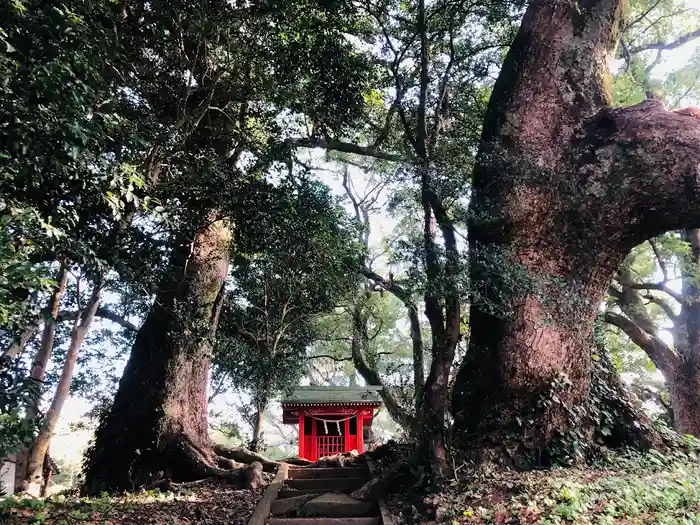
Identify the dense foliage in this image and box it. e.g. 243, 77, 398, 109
3, 0, 700, 516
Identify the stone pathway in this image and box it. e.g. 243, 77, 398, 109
250, 463, 382, 525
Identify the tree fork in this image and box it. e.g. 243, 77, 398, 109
452, 0, 700, 457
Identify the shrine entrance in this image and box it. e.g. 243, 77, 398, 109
281, 386, 383, 461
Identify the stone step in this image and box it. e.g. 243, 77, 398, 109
271, 494, 319, 516
267, 519, 380, 525
271, 492, 376, 518
278, 489, 327, 499
288, 468, 368, 480
297, 493, 376, 518
284, 478, 366, 493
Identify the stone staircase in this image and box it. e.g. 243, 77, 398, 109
255, 463, 381, 525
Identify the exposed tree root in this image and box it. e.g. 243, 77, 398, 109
212, 444, 280, 472
168, 435, 265, 489
280, 457, 313, 466
307, 450, 362, 468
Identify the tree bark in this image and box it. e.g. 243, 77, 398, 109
452, 0, 700, 457
1, 320, 41, 363
14, 263, 68, 493
25, 279, 103, 493
27, 264, 69, 420
83, 215, 263, 494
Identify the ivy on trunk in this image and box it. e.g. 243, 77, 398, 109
452, 0, 700, 460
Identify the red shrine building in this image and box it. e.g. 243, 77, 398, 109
282, 386, 383, 461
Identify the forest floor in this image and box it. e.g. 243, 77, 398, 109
391, 447, 700, 524
5, 448, 700, 524
0, 475, 272, 525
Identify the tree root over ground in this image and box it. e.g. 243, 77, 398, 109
164, 435, 268, 489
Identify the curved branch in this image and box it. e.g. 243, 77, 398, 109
642, 293, 678, 322
349, 305, 417, 432
604, 311, 680, 375
361, 267, 425, 395
626, 281, 682, 303
628, 28, 700, 55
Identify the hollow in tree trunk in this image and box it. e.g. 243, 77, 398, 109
452, 0, 700, 460
83, 215, 266, 495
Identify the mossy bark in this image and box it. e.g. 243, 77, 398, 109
452, 0, 700, 456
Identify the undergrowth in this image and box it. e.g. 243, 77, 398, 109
412, 440, 700, 524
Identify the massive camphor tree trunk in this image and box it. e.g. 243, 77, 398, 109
452, 0, 700, 459
83, 215, 269, 494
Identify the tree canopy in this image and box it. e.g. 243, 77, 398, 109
5, 0, 700, 511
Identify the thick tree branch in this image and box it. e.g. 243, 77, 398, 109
605, 311, 680, 375
592, 100, 700, 246
642, 294, 678, 322
625, 282, 682, 303
2, 320, 41, 362
285, 138, 406, 163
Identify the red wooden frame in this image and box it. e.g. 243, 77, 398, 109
293, 406, 375, 461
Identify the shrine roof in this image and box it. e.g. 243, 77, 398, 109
281, 386, 383, 407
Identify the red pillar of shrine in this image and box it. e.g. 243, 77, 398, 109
357, 412, 364, 453
297, 411, 305, 459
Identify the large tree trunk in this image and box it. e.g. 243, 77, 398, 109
452, 0, 700, 458
25, 280, 103, 494
82, 215, 265, 495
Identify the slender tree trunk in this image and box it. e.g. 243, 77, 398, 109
27, 264, 69, 419
14, 264, 68, 493
250, 400, 267, 452
349, 302, 417, 432
418, 165, 460, 480
408, 304, 425, 414
453, 0, 700, 458
83, 215, 264, 495
25, 279, 103, 492
39, 445, 54, 497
